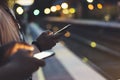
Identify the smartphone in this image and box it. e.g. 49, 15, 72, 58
54, 24, 71, 35
34, 51, 55, 59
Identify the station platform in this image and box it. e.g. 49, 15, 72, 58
26, 22, 107, 80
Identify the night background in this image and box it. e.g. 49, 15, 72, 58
14, 0, 120, 80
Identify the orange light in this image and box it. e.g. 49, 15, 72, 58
56, 5, 61, 11
64, 31, 71, 37
97, 3, 103, 9
88, 4, 94, 10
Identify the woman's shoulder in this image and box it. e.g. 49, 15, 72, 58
0, 5, 5, 10
0, 6, 4, 19
0, 6, 6, 14
0, 5, 10, 18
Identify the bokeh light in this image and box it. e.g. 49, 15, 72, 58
52, 27, 59, 33
16, 6, 24, 15
62, 9, 69, 14
86, 0, 94, 3
82, 57, 89, 63
61, 2, 69, 9
56, 5, 61, 11
104, 14, 111, 21
50, 6, 57, 12
33, 9, 40, 16
69, 8, 76, 14
44, 8, 51, 14
88, 4, 94, 10
64, 31, 71, 37
97, 3, 103, 9
90, 41, 96, 48
16, 0, 34, 6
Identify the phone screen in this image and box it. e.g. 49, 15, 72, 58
54, 24, 71, 35
34, 51, 55, 59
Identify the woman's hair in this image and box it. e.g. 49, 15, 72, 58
0, 0, 7, 6
0, 0, 15, 8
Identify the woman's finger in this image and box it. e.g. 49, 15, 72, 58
11, 42, 34, 55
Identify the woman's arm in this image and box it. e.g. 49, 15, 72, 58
0, 42, 45, 80
0, 51, 45, 80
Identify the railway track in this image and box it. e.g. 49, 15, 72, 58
62, 25, 120, 80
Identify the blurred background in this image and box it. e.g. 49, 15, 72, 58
14, 0, 120, 80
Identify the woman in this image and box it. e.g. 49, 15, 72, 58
0, 0, 58, 48
0, 0, 59, 80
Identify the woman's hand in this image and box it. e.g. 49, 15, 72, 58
33, 31, 59, 51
